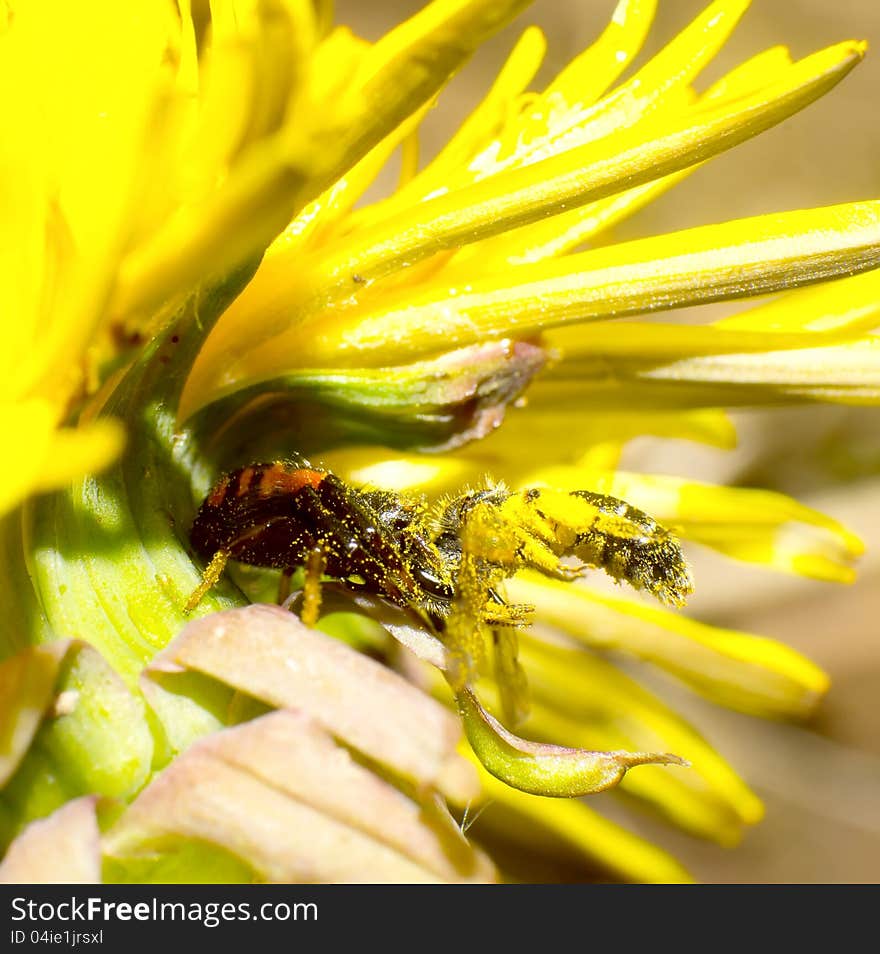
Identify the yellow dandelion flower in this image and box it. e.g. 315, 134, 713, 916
1, 0, 879, 885
0, 0, 316, 516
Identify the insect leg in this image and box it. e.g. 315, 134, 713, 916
492, 626, 530, 728
184, 549, 230, 613
186, 515, 300, 611
301, 547, 327, 628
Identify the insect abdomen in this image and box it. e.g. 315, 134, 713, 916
569, 490, 692, 606
189, 459, 328, 562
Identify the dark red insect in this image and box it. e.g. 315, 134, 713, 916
186, 454, 453, 615
186, 454, 692, 622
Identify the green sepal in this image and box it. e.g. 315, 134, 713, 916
457, 686, 686, 798
186, 339, 546, 462
0, 642, 153, 850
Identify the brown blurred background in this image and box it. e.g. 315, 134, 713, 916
336, 0, 880, 883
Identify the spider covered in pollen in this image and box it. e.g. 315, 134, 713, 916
186, 455, 693, 707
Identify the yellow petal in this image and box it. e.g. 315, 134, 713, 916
701, 44, 793, 101
530, 468, 863, 583
517, 637, 764, 839
0, 0, 176, 398
469, 0, 746, 181
542, 0, 658, 107
354, 0, 533, 134
472, 762, 694, 883
459, 169, 693, 268
376, 0, 656, 213
282, 199, 880, 370
268, 97, 431, 261
364, 25, 547, 217
326, 448, 477, 494
0, 402, 123, 518
509, 572, 829, 718
316, 407, 735, 499
544, 309, 880, 365
111, 1, 317, 322
339, 39, 863, 281
446, 406, 737, 496
639, 336, 880, 406
32, 420, 126, 495
718, 267, 880, 334
365, 2, 764, 269
456, 40, 802, 268
546, 270, 880, 406
187, 36, 866, 398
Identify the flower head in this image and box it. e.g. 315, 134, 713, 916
1, 0, 879, 884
